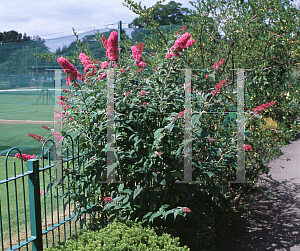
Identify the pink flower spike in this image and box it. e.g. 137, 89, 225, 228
104, 197, 113, 203
243, 145, 252, 151
140, 90, 147, 96
101, 61, 109, 69
183, 207, 191, 213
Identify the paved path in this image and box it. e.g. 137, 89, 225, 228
215, 133, 300, 251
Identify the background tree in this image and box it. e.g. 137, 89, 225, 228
128, 0, 192, 28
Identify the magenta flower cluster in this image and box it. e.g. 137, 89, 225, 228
28, 133, 44, 142
104, 197, 113, 203
101, 31, 119, 61
211, 79, 227, 96
165, 32, 195, 59
252, 101, 276, 116
131, 43, 147, 67
211, 59, 225, 70
243, 145, 252, 151
79, 53, 98, 73
57, 57, 79, 86
15, 153, 35, 162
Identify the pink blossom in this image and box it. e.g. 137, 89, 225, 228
101, 36, 108, 51
243, 145, 252, 151
100, 72, 107, 80
210, 137, 215, 142
55, 114, 61, 119
165, 53, 173, 59
182, 207, 191, 213
101, 61, 109, 69
124, 91, 130, 97
138, 61, 147, 67
135, 68, 144, 74
166, 32, 195, 59
69, 117, 73, 121
120, 69, 126, 74
40, 190, 44, 196
205, 74, 209, 79
251, 101, 276, 116
79, 53, 98, 73
140, 90, 147, 96
178, 110, 185, 118
104, 197, 113, 203
131, 45, 147, 67
185, 39, 195, 48
107, 31, 119, 61
157, 152, 162, 156
57, 57, 78, 84
143, 102, 147, 107
15, 153, 35, 162
211, 59, 225, 70
211, 79, 226, 96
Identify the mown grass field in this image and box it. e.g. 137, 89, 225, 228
0, 87, 65, 156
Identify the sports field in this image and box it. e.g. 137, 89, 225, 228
0, 87, 59, 156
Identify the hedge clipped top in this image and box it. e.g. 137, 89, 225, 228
45, 219, 190, 250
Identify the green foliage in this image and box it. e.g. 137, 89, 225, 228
44, 218, 190, 250
127, 0, 193, 28
26, 0, 300, 248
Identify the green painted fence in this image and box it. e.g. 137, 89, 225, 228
0, 135, 99, 251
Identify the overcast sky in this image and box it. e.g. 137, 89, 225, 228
0, 0, 196, 39
2, 0, 298, 39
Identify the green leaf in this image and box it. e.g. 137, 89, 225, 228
166, 122, 174, 133
176, 145, 184, 158
192, 113, 202, 127
163, 209, 174, 221
174, 209, 180, 221
73, 209, 81, 223
133, 184, 143, 200
254, 113, 261, 119
122, 189, 133, 194
159, 204, 170, 212
123, 195, 130, 204
150, 201, 157, 212
154, 128, 165, 140
149, 211, 163, 223
118, 183, 124, 193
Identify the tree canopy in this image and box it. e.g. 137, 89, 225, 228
128, 1, 193, 28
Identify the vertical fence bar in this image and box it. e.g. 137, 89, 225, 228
0, 199, 3, 251
20, 154, 29, 251
13, 161, 21, 246
118, 21, 122, 57
27, 159, 43, 251
5, 153, 12, 250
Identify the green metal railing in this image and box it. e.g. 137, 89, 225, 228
0, 135, 98, 251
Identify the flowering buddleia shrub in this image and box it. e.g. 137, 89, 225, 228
49, 27, 282, 231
